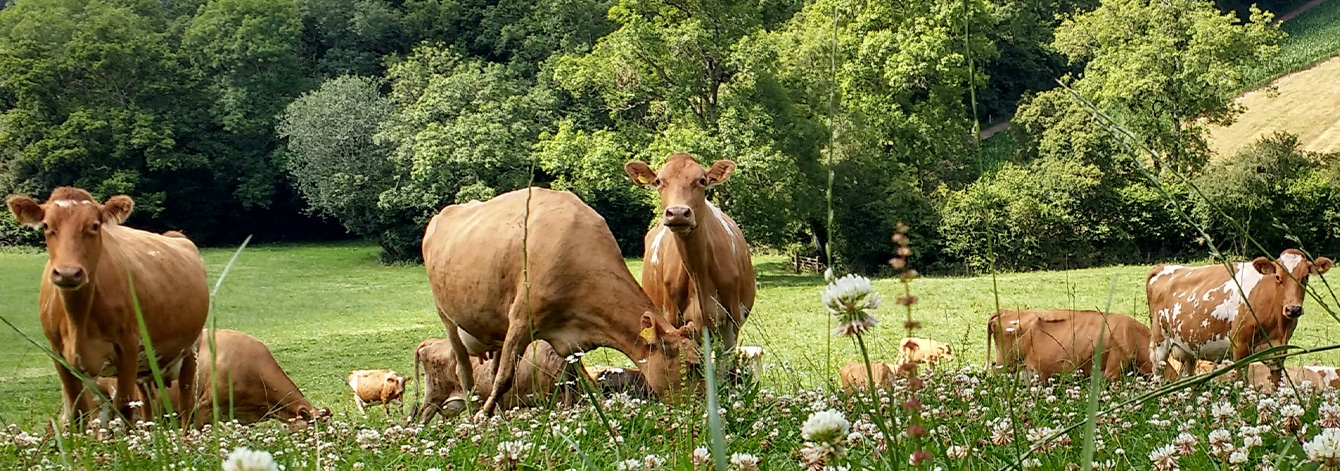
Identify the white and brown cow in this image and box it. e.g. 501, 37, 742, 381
899, 337, 955, 369
1148, 249, 1332, 383
411, 338, 570, 424
7, 187, 209, 429
625, 153, 757, 353
348, 369, 411, 414
422, 187, 700, 416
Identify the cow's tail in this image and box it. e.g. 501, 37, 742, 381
985, 311, 998, 374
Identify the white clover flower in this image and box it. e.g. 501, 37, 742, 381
1209, 429, 1234, 456
691, 447, 711, 467
355, 429, 381, 450
1212, 401, 1235, 421
730, 452, 760, 471
493, 440, 532, 464
802, 409, 851, 445
221, 447, 278, 471
616, 459, 642, 470
824, 267, 835, 283
1229, 449, 1248, 465
940, 445, 966, 459
642, 454, 664, 469
1173, 432, 1198, 456
1149, 444, 1179, 471
820, 274, 882, 336
1283, 404, 1306, 419
128, 401, 144, 409
1305, 428, 1340, 462
1021, 457, 1041, 469
1321, 403, 1340, 428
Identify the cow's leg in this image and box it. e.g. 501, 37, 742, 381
1168, 347, 1196, 383
113, 346, 139, 425
175, 351, 197, 428
481, 324, 530, 416
54, 360, 90, 430
354, 396, 366, 414
443, 321, 476, 402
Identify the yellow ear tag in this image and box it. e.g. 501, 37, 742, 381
636, 175, 651, 185
639, 327, 656, 343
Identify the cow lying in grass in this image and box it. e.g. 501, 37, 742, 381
839, 361, 896, 392
988, 309, 1153, 381
93, 329, 330, 431
411, 338, 568, 424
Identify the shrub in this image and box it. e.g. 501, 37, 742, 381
0, 212, 40, 248
1195, 132, 1340, 255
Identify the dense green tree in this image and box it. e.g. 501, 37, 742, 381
277, 75, 395, 244
1052, 0, 1281, 174
296, 0, 407, 78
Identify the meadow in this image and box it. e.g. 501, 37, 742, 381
6, 244, 1340, 469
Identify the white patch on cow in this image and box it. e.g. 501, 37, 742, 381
52, 199, 91, 208
1205, 262, 1266, 323
1009, 319, 1020, 325
1004, 327, 1016, 333
1202, 288, 1217, 301
1304, 366, 1340, 386
1171, 303, 1182, 320
1281, 253, 1304, 273
1200, 319, 1209, 328
147, 250, 161, 257
347, 376, 359, 391
649, 226, 669, 264
706, 201, 738, 256
1185, 290, 1197, 303
1149, 265, 1183, 285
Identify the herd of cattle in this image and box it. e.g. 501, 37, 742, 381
5, 152, 1339, 433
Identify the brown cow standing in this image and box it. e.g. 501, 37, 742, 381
7, 188, 209, 428
987, 309, 1154, 381
1148, 249, 1332, 383
422, 187, 699, 416
839, 361, 896, 392
624, 153, 757, 353
348, 369, 411, 414
94, 329, 330, 430
412, 338, 570, 424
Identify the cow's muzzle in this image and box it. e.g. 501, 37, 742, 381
1285, 305, 1304, 319
663, 206, 696, 233
51, 266, 86, 289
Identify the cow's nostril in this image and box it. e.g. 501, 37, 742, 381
51, 267, 85, 286
1286, 305, 1304, 317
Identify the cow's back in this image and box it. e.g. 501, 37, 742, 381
198, 330, 308, 415
423, 188, 649, 348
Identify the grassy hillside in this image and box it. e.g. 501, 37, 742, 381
1240, 0, 1340, 90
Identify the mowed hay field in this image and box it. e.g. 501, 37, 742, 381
1207, 54, 1340, 157
6, 243, 1340, 430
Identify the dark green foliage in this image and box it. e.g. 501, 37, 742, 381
1196, 132, 1340, 255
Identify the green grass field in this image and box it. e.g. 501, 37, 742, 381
5, 243, 1340, 424
7, 243, 1340, 469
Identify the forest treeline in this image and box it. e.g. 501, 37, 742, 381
2, 0, 1337, 273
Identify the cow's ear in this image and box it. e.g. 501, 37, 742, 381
639, 312, 660, 344
705, 160, 736, 187
905, 340, 920, 352
1315, 257, 1333, 275
675, 321, 698, 338
6, 196, 44, 228
1252, 257, 1277, 276
101, 195, 134, 224
624, 161, 658, 187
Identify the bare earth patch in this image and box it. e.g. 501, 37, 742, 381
1208, 55, 1340, 158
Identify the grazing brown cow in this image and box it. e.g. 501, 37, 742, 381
624, 153, 757, 353
94, 329, 330, 430
839, 361, 895, 391
987, 309, 1154, 381
900, 337, 955, 368
422, 187, 700, 416
1148, 249, 1332, 383
7, 187, 209, 428
348, 369, 411, 414
412, 338, 570, 424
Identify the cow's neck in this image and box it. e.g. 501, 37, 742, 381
57, 283, 98, 324
671, 213, 720, 311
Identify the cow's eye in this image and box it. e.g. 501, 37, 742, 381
40, 224, 52, 236
698, 177, 708, 187
652, 178, 662, 187
90, 222, 101, 233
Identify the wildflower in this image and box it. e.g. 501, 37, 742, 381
1173, 432, 1198, 456
1258, 398, 1278, 424
1150, 444, 1179, 471
642, 455, 665, 469
802, 409, 851, 445
991, 419, 1014, 446
1304, 428, 1340, 466
691, 447, 711, 468
616, 459, 642, 470
128, 401, 144, 409
820, 274, 881, 336
946, 445, 968, 459
493, 440, 532, 465
1212, 401, 1236, 422
1209, 428, 1234, 457
1229, 449, 1249, 465
730, 453, 760, 471
221, 447, 278, 471
1283, 404, 1306, 435
1021, 457, 1041, 469
1321, 403, 1340, 428
355, 429, 381, 450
